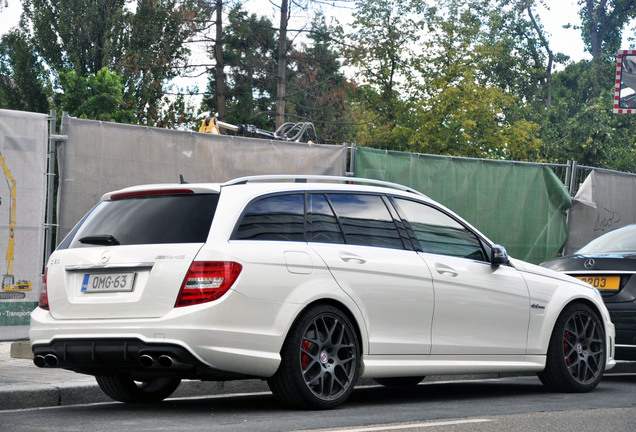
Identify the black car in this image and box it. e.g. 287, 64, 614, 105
541, 224, 636, 360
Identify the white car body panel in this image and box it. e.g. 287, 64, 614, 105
423, 253, 530, 355
310, 243, 434, 355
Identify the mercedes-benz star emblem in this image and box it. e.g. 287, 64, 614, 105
100, 251, 111, 264
584, 258, 595, 270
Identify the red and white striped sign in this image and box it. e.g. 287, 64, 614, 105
614, 50, 636, 114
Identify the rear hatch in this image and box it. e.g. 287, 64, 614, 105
47, 188, 219, 319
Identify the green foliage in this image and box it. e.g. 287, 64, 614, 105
0, 29, 51, 113
285, 13, 353, 143
57, 68, 134, 123
19, 0, 209, 125
578, 0, 636, 63
406, 81, 542, 160
542, 60, 636, 171
117, 0, 210, 125
2, 0, 634, 173
23, 0, 126, 75
202, 4, 278, 130
345, 0, 425, 146
347, 0, 546, 159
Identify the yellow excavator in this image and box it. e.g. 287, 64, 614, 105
199, 116, 324, 144
0, 152, 31, 300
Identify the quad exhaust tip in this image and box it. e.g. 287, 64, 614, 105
33, 354, 59, 368
139, 354, 181, 368
34, 352, 184, 369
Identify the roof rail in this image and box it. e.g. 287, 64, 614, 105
222, 174, 427, 197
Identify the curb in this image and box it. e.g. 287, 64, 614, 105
0, 379, 273, 411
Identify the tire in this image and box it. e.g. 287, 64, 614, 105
374, 376, 424, 387
95, 374, 181, 403
537, 303, 605, 393
268, 304, 360, 409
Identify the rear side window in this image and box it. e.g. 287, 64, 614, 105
394, 198, 485, 260
233, 194, 305, 241
326, 193, 403, 249
66, 194, 219, 248
308, 194, 345, 244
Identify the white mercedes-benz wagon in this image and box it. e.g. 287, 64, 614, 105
30, 175, 615, 409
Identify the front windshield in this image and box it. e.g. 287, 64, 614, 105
577, 225, 636, 254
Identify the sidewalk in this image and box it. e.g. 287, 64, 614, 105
0, 341, 271, 410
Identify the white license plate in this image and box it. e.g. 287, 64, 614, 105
81, 272, 135, 293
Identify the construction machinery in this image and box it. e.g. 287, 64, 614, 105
199, 116, 324, 144
0, 152, 31, 300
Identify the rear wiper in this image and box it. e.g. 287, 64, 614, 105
79, 234, 120, 246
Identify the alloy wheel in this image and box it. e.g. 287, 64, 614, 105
299, 313, 357, 401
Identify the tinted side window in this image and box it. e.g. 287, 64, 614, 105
307, 194, 345, 244
394, 198, 486, 261
326, 193, 403, 249
233, 194, 305, 241
67, 194, 218, 248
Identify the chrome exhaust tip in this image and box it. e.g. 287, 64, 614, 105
158, 355, 174, 368
33, 355, 47, 368
139, 354, 155, 368
44, 354, 59, 367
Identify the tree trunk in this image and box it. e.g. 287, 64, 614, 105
215, 0, 226, 121
526, 5, 553, 107
276, 0, 289, 129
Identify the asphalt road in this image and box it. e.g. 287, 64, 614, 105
1, 374, 635, 432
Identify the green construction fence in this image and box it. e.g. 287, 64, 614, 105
354, 147, 572, 264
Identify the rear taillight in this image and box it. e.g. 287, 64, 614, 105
175, 261, 242, 307
39, 268, 49, 310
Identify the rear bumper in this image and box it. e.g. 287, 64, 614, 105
29, 293, 293, 378
31, 338, 254, 380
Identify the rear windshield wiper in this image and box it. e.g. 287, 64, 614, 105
79, 234, 120, 246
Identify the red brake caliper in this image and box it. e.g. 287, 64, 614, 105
564, 331, 571, 365
301, 339, 310, 370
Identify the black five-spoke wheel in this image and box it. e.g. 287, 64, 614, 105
538, 303, 606, 392
268, 304, 360, 409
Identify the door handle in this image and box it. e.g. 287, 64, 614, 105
339, 254, 366, 264
435, 263, 458, 277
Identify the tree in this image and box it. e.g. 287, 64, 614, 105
541, 59, 636, 171
346, 0, 546, 158
119, 0, 210, 125
20, 0, 210, 125
286, 13, 353, 143
346, 0, 426, 149
57, 68, 134, 122
22, 0, 126, 75
0, 29, 50, 113
202, 5, 278, 129
578, 0, 636, 97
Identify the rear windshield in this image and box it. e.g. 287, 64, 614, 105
62, 194, 219, 248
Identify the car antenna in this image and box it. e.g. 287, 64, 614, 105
179, 174, 188, 184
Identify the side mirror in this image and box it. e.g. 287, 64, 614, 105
491, 244, 509, 266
